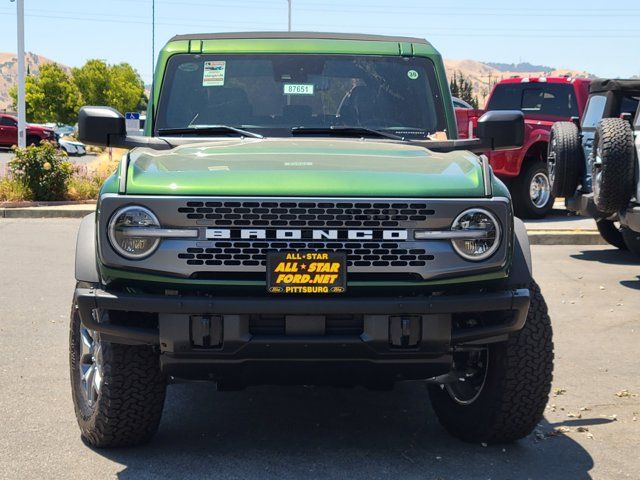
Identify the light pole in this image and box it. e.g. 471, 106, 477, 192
287, 0, 292, 32
15, 0, 26, 148
152, 0, 155, 73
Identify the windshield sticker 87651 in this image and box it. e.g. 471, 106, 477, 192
283, 83, 314, 95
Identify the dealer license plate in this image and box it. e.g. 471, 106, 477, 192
266, 251, 346, 294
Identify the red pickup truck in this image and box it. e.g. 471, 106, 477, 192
0, 114, 55, 148
455, 77, 591, 218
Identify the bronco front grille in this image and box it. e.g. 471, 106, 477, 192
99, 195, 512, 282
177, 200, 435, 228
177, 241, 434, 268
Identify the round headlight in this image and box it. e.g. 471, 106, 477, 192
108, 206, 161, 259
450, 208, 501, 261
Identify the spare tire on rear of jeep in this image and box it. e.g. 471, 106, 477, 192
547, 122, 583, 198
592, 118, 635, 214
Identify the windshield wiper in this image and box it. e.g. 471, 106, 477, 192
291, 126, 406, 141
157, 125, 263, 139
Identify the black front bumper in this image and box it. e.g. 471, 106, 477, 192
76, 288, 529, 342
75, 289, 530, 381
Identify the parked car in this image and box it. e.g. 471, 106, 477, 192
547, 78, 640, 254
70, 32, 552, 448
0, 114, 55, 148
483, 77, 591, 218
452, 96, 483, 139
55, 124, 77, 137
58, 135, 86, 156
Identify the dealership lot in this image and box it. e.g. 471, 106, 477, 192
0, 218, 638, 480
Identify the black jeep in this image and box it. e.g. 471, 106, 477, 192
547, 78, 640, 253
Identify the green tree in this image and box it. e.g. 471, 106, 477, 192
70, 59, 110, 106
72, 60, 145, 114
9, 63, 82, 124
449, 71, 479, 109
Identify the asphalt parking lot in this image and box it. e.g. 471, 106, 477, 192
0, 218, 638, 480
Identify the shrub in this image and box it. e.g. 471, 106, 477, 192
9, 142, 73, 201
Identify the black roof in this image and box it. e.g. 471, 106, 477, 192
170, 31, 429, 45
590, 78, 640, 95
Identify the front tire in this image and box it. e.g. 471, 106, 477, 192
69, 300, 166, 448
513, 163, 555, 219
428, 281, 553, 443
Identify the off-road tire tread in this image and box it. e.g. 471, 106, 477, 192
547, 122, 583, 197
592, 118, 635, 214
429, 281, 553, 443
70, 305, 166, 448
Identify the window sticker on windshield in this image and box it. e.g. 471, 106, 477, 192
203, 61, 226, 87
283, 83, 314, 95
407, 70, 419, 80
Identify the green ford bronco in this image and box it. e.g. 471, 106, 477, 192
71, 32, 553, 447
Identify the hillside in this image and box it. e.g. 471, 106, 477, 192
444, 59, 595, 108
0, 52, 594, 112
485, 61, 553, 73
0, 52, 69, 112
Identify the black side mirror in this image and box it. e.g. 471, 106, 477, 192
77, 106, 170, 150
476, 110, 524, 151
77, 106, 126, 146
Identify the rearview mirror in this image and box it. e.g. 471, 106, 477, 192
476, 110, 524, 151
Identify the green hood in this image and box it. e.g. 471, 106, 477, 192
125, 138, 485, 197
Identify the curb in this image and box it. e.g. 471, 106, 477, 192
527, 230, 606, 246
0, 200, 97, 208
0, 207, 95, 218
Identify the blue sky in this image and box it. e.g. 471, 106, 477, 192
1, 0, 638, 83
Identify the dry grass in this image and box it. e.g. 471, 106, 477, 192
0, 176, 31, 202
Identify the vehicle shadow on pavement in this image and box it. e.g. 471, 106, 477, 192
620, 276, 640, 290
93, 381, 595, 480
571, 248, 639, 266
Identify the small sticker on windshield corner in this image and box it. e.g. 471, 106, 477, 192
407, 69, 419, 80
284, 83, 314, 95
203, 61, 226, 87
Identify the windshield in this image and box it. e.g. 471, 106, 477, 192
155, 54, 447, 138
487, 83, 578, 118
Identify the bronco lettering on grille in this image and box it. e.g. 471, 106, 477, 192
205, 229, 408, 241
